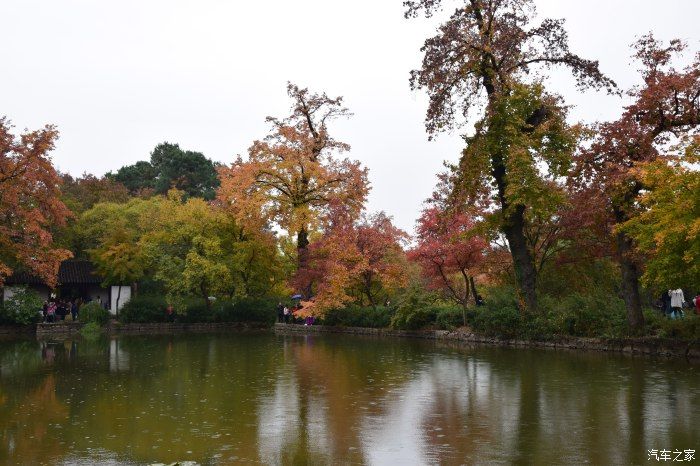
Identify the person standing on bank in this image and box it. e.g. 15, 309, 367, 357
277, 302, 284, 323
660, 290, 672, 316
669, 289, 685, 319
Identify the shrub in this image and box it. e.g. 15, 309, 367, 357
390, 285, 440, 330
472, 305, 521, 339
117, 294, 279, 324
179, 299, 214, 323
540, 291, 627, 338
0, 287, 43, 325
212, 297, 278, 324
118, 294, 168, 323
467, 286, 522, 338
322, 305, 393, 328
434, 304, 465, 330
79, 321, 102, 340
80, 302, 111, 325
391, 306, 437, 330
659, 311, 700, 340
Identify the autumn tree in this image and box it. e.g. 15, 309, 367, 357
89, 223, 144, 313
410, 207, 486, 320
574, 35, 700, 332
217, 83, 369, 286
621, 146, 699, 293
297, 207, 409, 313
406, 0, 615, 312
0, 118, 72, 287
60, 173, 130, 215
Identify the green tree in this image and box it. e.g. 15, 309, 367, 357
107, 161, 157, 194
89, 223, 145, 313
78, 193, 285, 315
108, 143, 219, 199
406, 0, 615, 313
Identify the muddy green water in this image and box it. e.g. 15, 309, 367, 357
0, 333, 697, 465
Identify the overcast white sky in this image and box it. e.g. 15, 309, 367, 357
1, 0, 698, 232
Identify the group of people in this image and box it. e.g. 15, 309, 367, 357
41, 295, 107, 323
659, 289, 700, 319
276, 302, 315, 326
42, 298, 80, 323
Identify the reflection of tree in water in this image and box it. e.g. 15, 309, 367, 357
260, 335, 422, 464
68, 334, 282, 463
0, 335, 697, 464
0, 374, 69, 464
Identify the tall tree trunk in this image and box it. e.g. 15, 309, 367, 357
492, 155, 538, 313
296, 227, 312, 298
616, 230, 644, 334
503, 206, 538, 313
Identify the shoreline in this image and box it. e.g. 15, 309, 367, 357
272, 323, 700, 361
2, 321, 697, 361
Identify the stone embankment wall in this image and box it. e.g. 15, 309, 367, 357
106, 321, 268, 335
36, 322, 83, 338
33, 321, 268, 339
273, 323, 700, 360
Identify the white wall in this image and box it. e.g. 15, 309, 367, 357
2, 285, 50, 303
110, 286, 131, 315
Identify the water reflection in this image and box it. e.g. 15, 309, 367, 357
0, 334, 696, 464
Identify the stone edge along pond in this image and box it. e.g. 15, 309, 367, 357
2, 321, 696, 362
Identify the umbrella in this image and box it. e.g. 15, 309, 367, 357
291, 294, 303, 300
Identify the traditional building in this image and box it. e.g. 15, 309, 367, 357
2, 260, 131, 314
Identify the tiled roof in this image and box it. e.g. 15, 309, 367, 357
5, 260, 103, 286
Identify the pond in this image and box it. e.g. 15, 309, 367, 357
0, 333, 697, 465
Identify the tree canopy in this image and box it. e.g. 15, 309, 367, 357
0, 118, 72, 287
108, 142, 220, 199
217, 83, 369, 281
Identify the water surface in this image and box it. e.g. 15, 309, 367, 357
0, 333, 697, 465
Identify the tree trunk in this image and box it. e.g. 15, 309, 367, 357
469, 276, 479, 304
492, 154, 538, 313
116, 285, 121, 317
297, 227, 309, 267
363, 273, 375, 308
503, 205, 538, 313
616, 230, 644, 335
296, 227, 312, 298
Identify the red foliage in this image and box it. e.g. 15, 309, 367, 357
294, 205, 409, 311
409, 207, 487, 306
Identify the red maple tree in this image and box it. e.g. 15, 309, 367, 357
410, 207, 487, 311
0, 118, 72, 287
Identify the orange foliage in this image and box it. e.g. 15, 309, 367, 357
0, 118, 72, 286
217, 84, 369, 262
